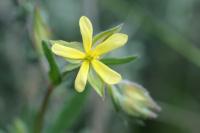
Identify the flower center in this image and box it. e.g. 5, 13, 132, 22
85, 54, 94, 61
84, 51, 98, 62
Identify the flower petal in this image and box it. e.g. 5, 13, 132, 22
93, 33, 128, 56
91, 59, 121, 84
79, 16, 93, 53
75, 61, 90, 92
52, 43, 85, 59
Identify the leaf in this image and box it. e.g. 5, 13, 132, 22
93, 24, 123, 45
48, 89, 89, 133
100, 55, 137, 65
42, 41, 62, 85
88, 68, 105, 97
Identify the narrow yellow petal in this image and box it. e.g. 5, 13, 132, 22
75, 61, 90, 92
93, 33, 128, 56
79, 16, 93, 53
52, 43, 85, 59
91, 59, 121, 84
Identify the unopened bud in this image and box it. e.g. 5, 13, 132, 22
110, 80, 161, 119
33, 6, 51, 55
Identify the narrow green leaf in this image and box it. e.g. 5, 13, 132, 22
88, 68, 105, 97
42, 41, 62, 85
100, 55, 137, 65
93, 24, 123, 45
48, 90, 89, 133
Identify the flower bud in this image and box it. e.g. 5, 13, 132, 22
109, 80, 161, 119
33, 7, 51, 55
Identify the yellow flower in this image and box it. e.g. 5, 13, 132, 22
51, 16, 128, 92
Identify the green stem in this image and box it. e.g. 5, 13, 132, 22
34, 84, 54, 133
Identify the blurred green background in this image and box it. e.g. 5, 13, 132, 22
1, 0, 200, 133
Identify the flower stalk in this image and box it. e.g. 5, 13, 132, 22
34, 84, 54, 133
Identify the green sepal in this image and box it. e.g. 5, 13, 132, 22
50, 40, 83, 51
63, 63, 81, 72
88, 68, 105, 98
108, 85, 120, 112
93, 24, 123, 45
42, 41, 62, 86
101, 55, 137, 65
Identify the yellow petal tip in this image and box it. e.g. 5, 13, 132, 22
107, 74, 122, 85
74, 61, 89, 93
116, 33, 128, 45
75, 86, 85, 93
75, 79, 85, 93
51, 43, 59, 53
79, 16, 93, 52
80, 16, 88, 20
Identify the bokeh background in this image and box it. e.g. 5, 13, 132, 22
1, 0, 200, 133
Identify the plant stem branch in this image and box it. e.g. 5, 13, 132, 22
34, 84, 54, 133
